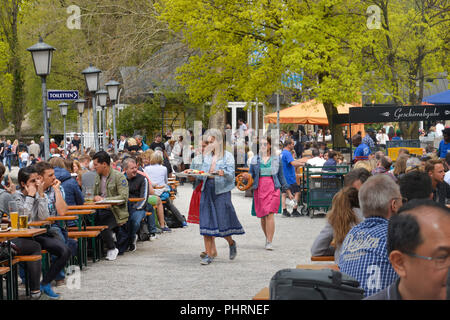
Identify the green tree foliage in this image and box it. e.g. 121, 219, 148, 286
160, 0, 449, 143
360, 0, 449, 138
116, 102, 161, 137
0, 0, 28, 137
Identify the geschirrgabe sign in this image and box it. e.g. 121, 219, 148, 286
349, 105, 450, 123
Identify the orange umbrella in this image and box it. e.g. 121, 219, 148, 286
264, 99, 356, 125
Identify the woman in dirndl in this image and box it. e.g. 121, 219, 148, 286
197, 129, 245, 265
247, 136, 289, 250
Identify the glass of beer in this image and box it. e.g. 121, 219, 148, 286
9, 201, 19, 231
19, 211, 28, 230
84, 186, 94, 203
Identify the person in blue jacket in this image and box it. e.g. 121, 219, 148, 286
49, 157, 84, 206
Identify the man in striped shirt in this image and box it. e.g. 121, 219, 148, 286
124, 157, 149, 252
338, 174, 403, 297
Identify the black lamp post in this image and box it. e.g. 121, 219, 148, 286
27, 37, 55, 160
75, 99, 86, 153
58, 102, 69, 155
105, 80, 120, 154
96, 89, 108, 150
81, 64, 101, 151
160, 94, 166, 137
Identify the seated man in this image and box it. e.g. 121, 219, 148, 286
398, 171, 433, 202
338, 174, 403, 297
305, 148, 326, 173
122, 157, 155, 252
35, 161, 74, 286
344, 168, 371, 190
371, 156, 396, 182
92, 151, 129, 261
425, 159, 450, 205
366, 199, 450, 300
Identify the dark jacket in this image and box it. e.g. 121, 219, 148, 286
364, 278, 402, 300
54, 167, 84, 205
433, 181, 450, 205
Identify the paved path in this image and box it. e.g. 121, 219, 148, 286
52, 184, 328, 300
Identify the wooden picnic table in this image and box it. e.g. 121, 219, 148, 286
46, 216, 78, 222
0, 228, 47, 299
65, 210, 96, 215
67, 204, 112, 210
129, 198, 144, 202
28, 220, 51, 228
0, 227, 47, 240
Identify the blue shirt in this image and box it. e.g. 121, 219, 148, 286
362, 135, 375, 149
281, 149, 296, 185
338, 217, 398, 297
438, 140, 450, 158
353, 143, 371, 159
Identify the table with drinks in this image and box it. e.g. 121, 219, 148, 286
1, 201, 47, 300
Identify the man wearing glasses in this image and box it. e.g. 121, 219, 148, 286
338, 175, 403, 297
366, 199, 450, 300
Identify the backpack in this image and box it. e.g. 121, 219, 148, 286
269, 268, 364, 300
137, 219, 150, 241
163, 201, 186, 228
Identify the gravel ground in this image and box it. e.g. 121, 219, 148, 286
8, 174, 327, 300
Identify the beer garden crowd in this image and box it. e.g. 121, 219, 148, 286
0, 117, 449, 300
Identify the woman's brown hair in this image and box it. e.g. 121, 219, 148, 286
327, 187, 361, 247
393, 154, 408, 177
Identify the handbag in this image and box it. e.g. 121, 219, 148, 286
0, 241, 19, 261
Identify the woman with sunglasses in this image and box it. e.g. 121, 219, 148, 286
246, 136, 290, 250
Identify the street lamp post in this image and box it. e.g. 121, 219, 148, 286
27, 36, 55, 160
96, 89, 108, 151
59, 102, 69, 155
160, 94, 166, 137
81, 64, 101, 151
46, 108, 52, 151
75, 99, 86, 154
105, 80, 120, 154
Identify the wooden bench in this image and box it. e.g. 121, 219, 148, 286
252, 264, 340, 300
9, 255, 42, 297
0, 267, 10, 275
68, 225, 108, 232
311, 256, 335, 262
0, 266, 10, 300
68, 230, 102, 268
15, 255, 41, 262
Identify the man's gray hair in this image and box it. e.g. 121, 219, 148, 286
122, 157, 136, 170
358, 174, 400, 218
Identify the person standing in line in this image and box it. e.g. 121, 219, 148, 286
28, 140, 40, 160
437, 128, 450, 159
280, 138, 306, 217
247, 136, 289, 250
197, 129, 245, 265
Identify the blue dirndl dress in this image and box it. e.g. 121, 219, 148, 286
199, 178, 245, 237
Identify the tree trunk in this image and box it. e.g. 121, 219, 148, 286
323, 101, 346, 148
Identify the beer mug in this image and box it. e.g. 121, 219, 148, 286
9, 201, 19, 231
19, 214, 28, 230
83, 186, 94, 202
